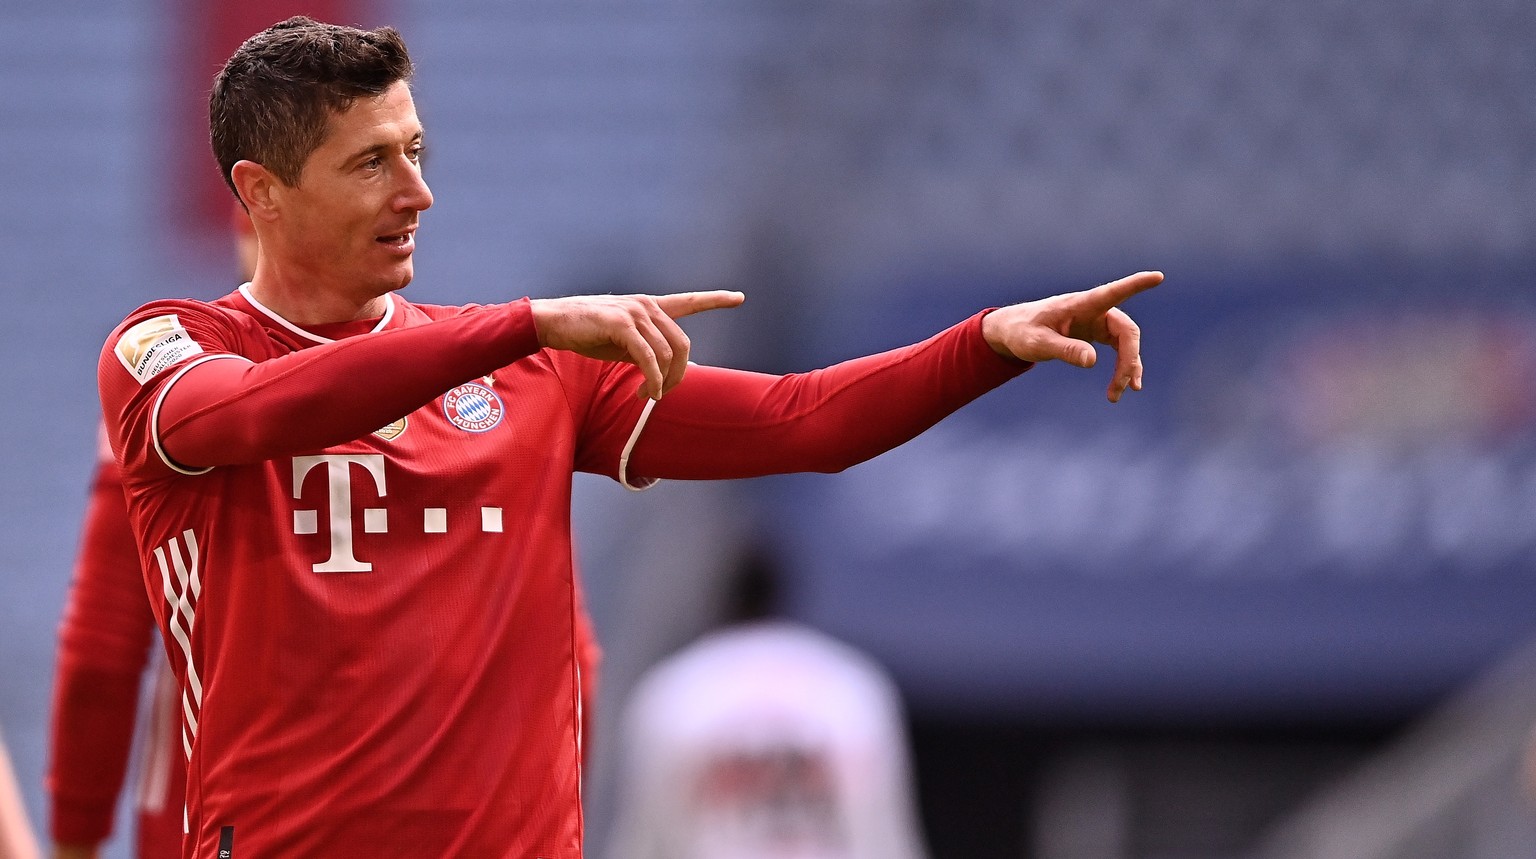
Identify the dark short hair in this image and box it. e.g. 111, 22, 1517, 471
210, 16, 414, 199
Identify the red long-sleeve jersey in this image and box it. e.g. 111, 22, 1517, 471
98, 286, 1025, 859
48, 427, 603, 858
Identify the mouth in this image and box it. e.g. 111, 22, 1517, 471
376, 228, 416, 251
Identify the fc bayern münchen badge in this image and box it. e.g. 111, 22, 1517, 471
443, 383, 504, 433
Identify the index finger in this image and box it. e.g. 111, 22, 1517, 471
652, 290, 747, 320
1073, 271, 1163, 315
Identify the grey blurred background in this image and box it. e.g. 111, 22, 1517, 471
3, 0, 1535, 856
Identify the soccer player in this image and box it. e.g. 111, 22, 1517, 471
59, 202, 603, 859
97, 16, 1158, 859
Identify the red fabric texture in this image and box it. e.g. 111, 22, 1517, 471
631, 311, 1028, 480
156, 298, 540, 469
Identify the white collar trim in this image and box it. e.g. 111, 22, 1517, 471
237, 282, 396, 344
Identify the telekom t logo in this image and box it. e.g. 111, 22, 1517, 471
291, 454, 505, 573
292, 454, 388, 573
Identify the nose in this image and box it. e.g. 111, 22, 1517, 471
395, 158, 433, 213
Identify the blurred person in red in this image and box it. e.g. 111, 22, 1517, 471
97, 16, 1157, 858
607, 545, 930, 859
50, 209, 603, 858
46, 207, 258, 859
47, 424, 183, 859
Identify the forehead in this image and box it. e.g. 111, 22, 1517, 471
316, 80, 421, 153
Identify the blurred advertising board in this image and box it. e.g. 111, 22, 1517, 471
767, 273, 1536, 718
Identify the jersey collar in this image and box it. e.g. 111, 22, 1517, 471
236, 282, 398, 344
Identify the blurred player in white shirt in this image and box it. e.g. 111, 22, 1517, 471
608, 548, 930, 859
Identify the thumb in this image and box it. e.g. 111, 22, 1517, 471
1036, 331, 1097, 368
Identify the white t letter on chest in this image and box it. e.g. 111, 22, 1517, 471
292, 454, 388, 572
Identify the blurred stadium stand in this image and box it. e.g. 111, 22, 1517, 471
1252, 638, 1536, 859
0, 4, 161, 857
2, 0, 1533, 856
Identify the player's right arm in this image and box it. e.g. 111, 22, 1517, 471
101, 291, 743, 473
99, 298, 543, 472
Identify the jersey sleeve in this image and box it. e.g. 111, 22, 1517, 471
98, 299, 251, 479
47, 437, 156, 845
625, 310, 1029, 481
98, 298, 543, 474
551, 355, 653, 485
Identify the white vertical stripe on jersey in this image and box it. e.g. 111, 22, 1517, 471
156, 529, 205, 761
163, 532, 205, 705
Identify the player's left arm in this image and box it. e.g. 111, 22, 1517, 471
615, 271, 1159, 482
979, 270, 1160, 402
619, 312, 1026, 480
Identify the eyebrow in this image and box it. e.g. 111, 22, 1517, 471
341, 130, 425, 166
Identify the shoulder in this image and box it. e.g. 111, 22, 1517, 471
108, 296, 253, 344
397, 298, 484, 323
101, 295, 257, 388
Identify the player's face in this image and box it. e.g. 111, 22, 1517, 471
281, 80, 432, 302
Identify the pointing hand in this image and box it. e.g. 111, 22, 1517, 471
981, 271, 1163, 402
530, 291, 747, 400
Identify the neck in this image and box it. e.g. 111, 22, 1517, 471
247, 269, 392, 326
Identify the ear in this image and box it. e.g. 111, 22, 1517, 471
230, 160, 280, 222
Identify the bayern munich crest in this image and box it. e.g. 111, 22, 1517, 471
442, 383, 505, 433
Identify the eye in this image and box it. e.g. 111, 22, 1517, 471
408, 145, 425, 165
361, 156, 382, 171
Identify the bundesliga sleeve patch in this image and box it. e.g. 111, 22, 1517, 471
115, 314, 204, 385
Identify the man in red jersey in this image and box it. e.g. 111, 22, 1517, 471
97, 16, 1158, 859
54, 211, 603, 859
